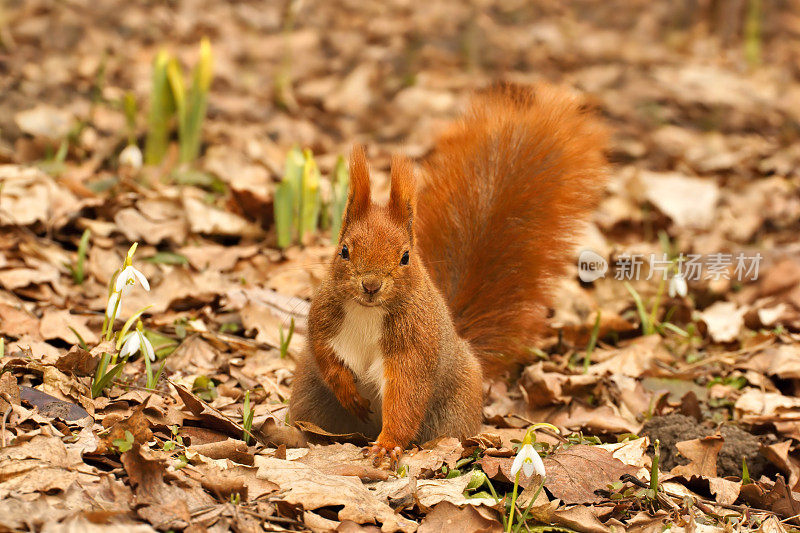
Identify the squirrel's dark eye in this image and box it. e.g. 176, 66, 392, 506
340, 245, 350, 260
400, 251, 409, 265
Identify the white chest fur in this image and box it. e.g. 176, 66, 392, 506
329, 301, 386, 401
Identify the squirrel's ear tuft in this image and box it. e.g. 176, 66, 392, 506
388, 154, 416, 240
341, 144, 372, 237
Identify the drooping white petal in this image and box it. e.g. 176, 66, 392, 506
512, 444, 545, 478
120, 331, 140, 359
115, 266, 134, 293
106, 292, 120, 322
140, 332, 156, 361
119, 145, 143, 169
669, 274, 688, 298
510, 450, 525, 477
528, 447, 546, 477
132, 267, 150, 291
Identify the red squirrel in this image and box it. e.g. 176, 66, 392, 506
288, 82, 608, 463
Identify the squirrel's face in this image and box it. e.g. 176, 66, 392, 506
334, 210, 416, 307
330, 145, 418, 308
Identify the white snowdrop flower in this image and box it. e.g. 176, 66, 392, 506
115, 265, 150, 293
668, 273, 688, 298
510, 443, 545, 478
119, 144, 143, 169
106, 291, 121, 324
120, 330, 156, 361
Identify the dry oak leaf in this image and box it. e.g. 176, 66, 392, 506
0, 302, 40, 338
254, 456, 417, 532
121, 443, 215, 529
587, 334, 672, 378
639, 170, 720, 229
698, 301, 747, 343
541, 444, 641, 504
39, 308, 99, 345
418, 501, 501, 533
670, 435, 725, 479
297, 442, 390, 481
0, 165, 78, 226
416, 475, 497, 509
182, 196, 262, 238
735, 389, 800, 427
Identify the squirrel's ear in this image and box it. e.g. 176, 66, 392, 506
341, 144, 371, 237
388, 154, 416, 241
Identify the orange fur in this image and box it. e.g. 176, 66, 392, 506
417, 82, 608, 375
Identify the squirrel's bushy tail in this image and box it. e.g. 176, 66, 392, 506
416, 82, 608, 375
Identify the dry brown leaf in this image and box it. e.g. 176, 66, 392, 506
297, 442, 390, 481
588, 335, 672, 378
114, 207, 188, 245
639, 171, 720, 229
698, 301, 747, 343
0, 166, 79, 226
39, 308, 99, 345
417, 501, 501, 533
0, 302, 41, 338
255, 456, 417, 532
182, 196, 262, 238
542, 445, 640, 504
671, 435, 724, 478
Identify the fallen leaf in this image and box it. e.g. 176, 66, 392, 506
699, 301, 746, 343
671, 435, 724, 478
255, 456, 417, 532
542, 445, 641, 504
39, 308, 99, 345
417, 501, 501, 533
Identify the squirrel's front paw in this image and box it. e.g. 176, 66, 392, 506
340, 391, 372, 422
362, 442, 403, 468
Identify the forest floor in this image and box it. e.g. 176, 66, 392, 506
1, 0, 800, 531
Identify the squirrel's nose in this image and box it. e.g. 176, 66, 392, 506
361, 278, 382, 295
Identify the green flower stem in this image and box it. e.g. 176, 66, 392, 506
506, 471, 520, 533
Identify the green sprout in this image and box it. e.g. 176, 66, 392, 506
144, 50, 174, 166
68, 229, 91, 285
169, 37, 214, 163
279, 318, 295, 359
242, 390, 255, 445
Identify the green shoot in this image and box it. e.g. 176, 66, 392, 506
279, 318, 295, 358
123, 92, 138, 146
744, 0, 762, 68
144, 50, 175, 166
91, 352, 130, 398
242, 390, 255, 445
583, 310, 601, 373
299, 148, 321, 240
0, 337, 4, 358
512, 478, 546, 533
742, 457, 751, 484
68, 326, 88, 350
169, 37, 214, 163
274, 146, 304, 248
650, 439, 660, 496
70, 229, 91, 285
625, 281, 655, 335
